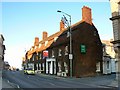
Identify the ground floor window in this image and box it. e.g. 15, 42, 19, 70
58, 61, 62, 72
64, 62, 68, 73
96, 62, 100, 72
107, 61, 110, 69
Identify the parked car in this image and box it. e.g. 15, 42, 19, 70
24, 68, 35, 75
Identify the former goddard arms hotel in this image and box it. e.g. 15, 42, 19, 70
22, 6, 103, 78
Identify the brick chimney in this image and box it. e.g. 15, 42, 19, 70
43, 31, 48, 40
82, 6, 92, 24
34, 37, 39, 46
60, 20, 65, 31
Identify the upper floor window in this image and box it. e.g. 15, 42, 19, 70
94, 31, 97, 36
65, 46, 68, 55
52, 50, 55, 57
33, 56, 35, 61
39, 53, 42, 59
58, 49, 62, 56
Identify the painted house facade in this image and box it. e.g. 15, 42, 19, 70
102, 40, 117, 74
24, 6, 103, 77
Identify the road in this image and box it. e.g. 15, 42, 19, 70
2, 70, 117, 90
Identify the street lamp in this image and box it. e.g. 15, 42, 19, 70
57, 10, 73, 77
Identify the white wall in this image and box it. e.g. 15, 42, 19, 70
111, 59, 116, 73
103, 57, 112, 74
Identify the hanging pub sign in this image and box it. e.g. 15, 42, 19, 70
43, 50, 48, 58
80, 44, 86, 54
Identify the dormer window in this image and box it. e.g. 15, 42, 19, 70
58, 49, 62, 56
45, 41, 48, 46
31, 48, 33, 51
39, 44, 41, 48
35, 46, 37, 49
54, 37, 58, 42
65, 46, 68, 55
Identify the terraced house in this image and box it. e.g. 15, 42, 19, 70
23, 6, 103, 77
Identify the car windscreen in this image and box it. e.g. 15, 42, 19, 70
27, 68, 33, 70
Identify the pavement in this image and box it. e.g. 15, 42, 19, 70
0, 70, 17, 90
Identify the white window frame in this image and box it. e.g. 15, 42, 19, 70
52, 50, 54, 57
64, 62, 68, 73
96, 62, 100, 72
39, 44, 41, 48
58, 61, 61, 72
65, 46, 68, 55
54, 37, 58, 42
45, 41, 48, 46
39, 53, 41, 59
58, 49, 62, 56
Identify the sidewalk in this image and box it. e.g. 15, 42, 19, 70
0, 70, 18, 90
2, 79, 16, 88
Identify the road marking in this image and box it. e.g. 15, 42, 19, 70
7, 80, 9, 83
5, 79, 21, 89
49, 82, 55, 86
17, 85, 20, 88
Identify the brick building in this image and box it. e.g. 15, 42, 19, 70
24, 6, 103, 77
0, 34, 6, 69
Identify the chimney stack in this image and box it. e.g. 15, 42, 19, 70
34, 37, 39, 46
43, 31, 48, 40
60, 20, 65, 31
82, 6, 92, 24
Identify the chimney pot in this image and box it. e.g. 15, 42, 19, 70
34, 37, 39, 46
43, 31, 48, 40
60, 20, 65, 31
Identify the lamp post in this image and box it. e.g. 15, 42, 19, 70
57, 10, 73, 77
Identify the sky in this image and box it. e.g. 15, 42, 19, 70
1, 1, 113, 69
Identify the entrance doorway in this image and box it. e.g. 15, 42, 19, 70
46, 58, 56, 74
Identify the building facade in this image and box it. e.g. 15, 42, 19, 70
23, 6, 103, 77
0, 34, 6, 69
110, 0, 120, 80
102, 40, 116, 74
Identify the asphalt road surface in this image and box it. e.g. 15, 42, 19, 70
2, 70, 117, 90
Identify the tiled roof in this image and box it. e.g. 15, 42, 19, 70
27, 20, 90, 59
